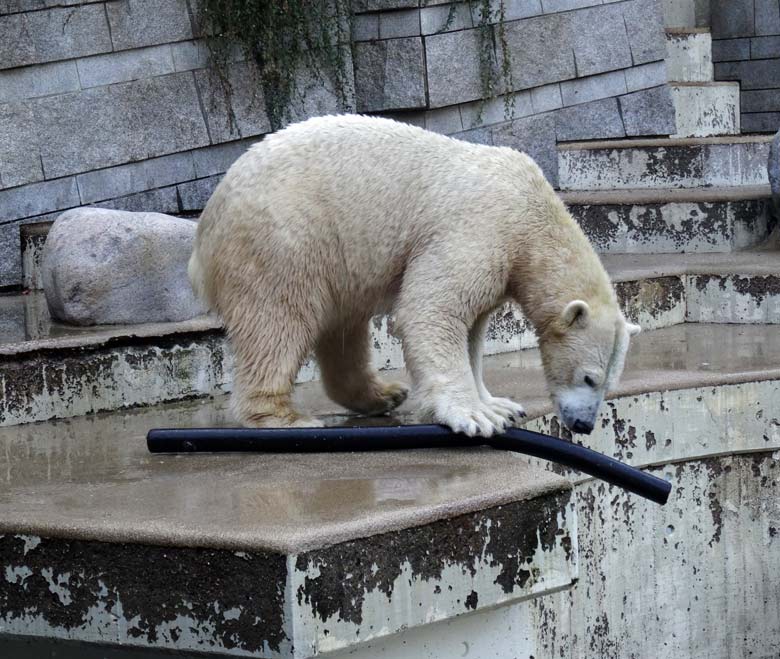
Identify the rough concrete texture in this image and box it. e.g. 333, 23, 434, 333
567, 195, 771, 253
0, 492, 575, 657
332, 451, 780, 659
670, 82, 740, 138
771, 129, 780, 214
558, 135, 773, 191
665, 29, 713, 82
41, 208, 205, 326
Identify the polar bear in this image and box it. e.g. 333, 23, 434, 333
189, 114, 640, 436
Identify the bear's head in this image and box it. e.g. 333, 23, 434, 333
539, 300, 641, 435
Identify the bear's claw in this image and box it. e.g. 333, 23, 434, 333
434, 399, 509, 438
483, 396, 526, 426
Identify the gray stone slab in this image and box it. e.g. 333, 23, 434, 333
170, 39, 210, 71
177, 175, 221, 211
622, 0, 666, 65
30, 72, 210, 179
770, 129, 779, 212
555, 96, 625, 141
0, 222, 20, 287
530, 83, 563, 113
191, 138, 255, 178
285, 50, 356, 125
97, 186, 181, 215
711, 0, 755, 38
379, 8, 420, 38
424, 105, 463, 134
353, 0, 418, 11
624, 61, 667, 92
0, 0, 103, 12
0, 4, 111, 70
619, 85, 676, 136
77, 44, 176, 88
76, 152, 196, 204
195, 63, 269, 143
504, 14, 576, 88
452, 125, 494, 145
352, 13, 379, 40
0, 61, 79, 104
420, 2, 472, 35
0, 177, 79, 223
751, 35, 780, 59
741, 89, 780, 113
105, 0, 193, 51
566, 4, 632, 77
355, 37, 427, 111
42, 208, 205, 325
425, 28, 484, 107
560, 70, 627, 107
716, 60, 780, 90
755, 0, 780, 36
459, 91, 533, 129
491, 112, 558, 185
541, 0, 599, 13
742, 112, 780, 133
0, 100, 43, 189
470, 0, 542, 24
711, 38, 751, 62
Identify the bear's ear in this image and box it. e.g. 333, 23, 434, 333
561, 300, 590, 329
626, 322, 641, 336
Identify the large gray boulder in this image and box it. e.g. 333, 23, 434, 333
42, 208, 205, 326
770, 129, 779, 216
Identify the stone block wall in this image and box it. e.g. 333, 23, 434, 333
711, 0, 780, 133
0, 0, 673, 288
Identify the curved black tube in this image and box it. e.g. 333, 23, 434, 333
147, 424, 671, 505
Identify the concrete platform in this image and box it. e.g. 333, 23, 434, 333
2, 323, 780, 657
562, 185, 772, 253
558, 135, 772, 191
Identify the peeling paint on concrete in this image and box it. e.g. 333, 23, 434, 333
290, 494, 576, 655
0, 535, 289, 657
571, 198, 769, 253
687, 274, 780, 323
615, 276, 685, 329
559, 138, 771, 191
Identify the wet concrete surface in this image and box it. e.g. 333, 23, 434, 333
0, 324, 778, 554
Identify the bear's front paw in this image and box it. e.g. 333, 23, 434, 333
483, 395, 526, 425
434, 398, 508, 438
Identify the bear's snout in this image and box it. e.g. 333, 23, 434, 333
571, 419, 594, 435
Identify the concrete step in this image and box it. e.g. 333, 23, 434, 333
562, 186, 773, 253
670, 82, 740, 138
1, 322, 779, 657
20, 189, 774, 296
2, 251, 779, 426
666, 29, 713, 83
558, 135, 772, 191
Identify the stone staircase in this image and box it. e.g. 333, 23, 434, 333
2, 8, 780, 654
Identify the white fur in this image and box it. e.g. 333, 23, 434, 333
191, 114, 638, 435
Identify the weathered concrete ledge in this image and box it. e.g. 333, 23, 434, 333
3, 323, 780, 657
558, 135, 773, 191
2, 250, 779, 426
0, 421, 576, 657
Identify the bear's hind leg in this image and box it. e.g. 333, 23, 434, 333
316, 319, 409, 416
228, 307, 323, 429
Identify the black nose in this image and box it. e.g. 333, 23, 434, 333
572, 420, 593, 435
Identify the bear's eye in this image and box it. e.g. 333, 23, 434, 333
584, 375, 596, 388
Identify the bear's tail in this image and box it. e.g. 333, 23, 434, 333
187, 245, 213, 310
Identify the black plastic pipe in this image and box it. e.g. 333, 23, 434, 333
147, 424, 671, 505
